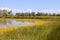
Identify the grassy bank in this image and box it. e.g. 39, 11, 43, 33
0, 16, 60, 19
0, 16, 60, 40
0, 21, 59, 40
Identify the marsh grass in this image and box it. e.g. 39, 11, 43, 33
47, 21, 60, 40
0, 16, 60, 40
0, 21, 54, 40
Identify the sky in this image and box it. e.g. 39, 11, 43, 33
0, 0, 60, 13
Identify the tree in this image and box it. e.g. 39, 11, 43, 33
0, 10, 3, 16
8, 11, 13, 16
48, 13, 52, 16
31, 12, 35, 16
24, 12, 31, 16
15, 12, 21, 16
52, 13, 56, 16
2, 9, 8, 16
44, 13, 48, 16
56, 13, 60, 16
36, 12, 42, 16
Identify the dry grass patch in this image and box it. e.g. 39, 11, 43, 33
34, 20, 51, 26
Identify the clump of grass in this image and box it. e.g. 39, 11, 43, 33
47, 21, 60, 40
0, 21, 53, 40
0, 27, 16, 34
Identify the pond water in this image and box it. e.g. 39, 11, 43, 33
0, 20, 35, 28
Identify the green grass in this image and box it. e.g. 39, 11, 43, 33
0, 24, 52, 40
0, 16, 60, 40
47, 21, 60, 40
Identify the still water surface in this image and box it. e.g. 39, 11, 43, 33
0, 20, 34, 28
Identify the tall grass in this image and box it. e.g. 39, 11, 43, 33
0, 21, 57, 40
47, 21, 60, 40
0, 16, 60, 40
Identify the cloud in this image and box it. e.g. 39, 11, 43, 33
0, 8, 11, 11
12, 9, 24, 13
27, 9, 32, 12
19, 9, 32, 13
40, 9, 60, 13
0, 8, 60, 13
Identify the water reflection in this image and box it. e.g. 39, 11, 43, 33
0, 20, 34, 28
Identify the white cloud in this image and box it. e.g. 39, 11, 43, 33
0, 8, 11, 11
39, 9, 60, 13
28, 9, 32, 13
0, 8, 60, 14
20, 9, 32, 13
12, 9, 24, 13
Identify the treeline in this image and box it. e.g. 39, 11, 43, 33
0, 9, 60, 16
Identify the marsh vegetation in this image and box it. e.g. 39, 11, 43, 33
0, 9, 60, 40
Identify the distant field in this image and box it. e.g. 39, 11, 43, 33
0, 16, 60, 19
0, 16, 60, 40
